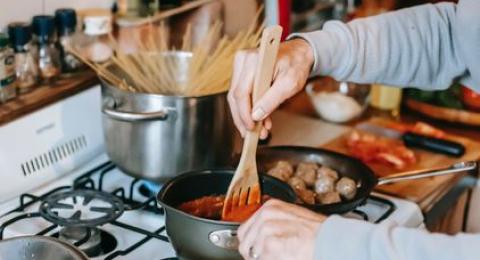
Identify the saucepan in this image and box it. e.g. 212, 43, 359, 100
157, 170, 296, 260
255, 146, 477, 214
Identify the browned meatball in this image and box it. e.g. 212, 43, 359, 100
336, 177, 357, 200
288, 176, 306, 190
295, 162, 318, 187
316, 166, 339, 181
314, 176, 335, 194
295, 188, 316, 205
267, 160, 294, 182
317, 191, 341, 205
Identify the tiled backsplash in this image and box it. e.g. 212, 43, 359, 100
0, 0, 114, 31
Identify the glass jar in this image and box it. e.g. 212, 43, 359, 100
32, 15, 61, 84
83, 14, 113, 63
8, 22, 39, 93
0, 33, 17, 103
55, 8, 86, 76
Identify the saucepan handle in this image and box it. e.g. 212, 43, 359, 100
208, 229, 239, 250
377, 161, 477, 186
102, 100, 175, 122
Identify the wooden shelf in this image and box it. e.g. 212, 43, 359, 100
0, 71, 98, 126
115, 0, 216, 27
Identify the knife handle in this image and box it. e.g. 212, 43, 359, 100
402, 132, 466, 157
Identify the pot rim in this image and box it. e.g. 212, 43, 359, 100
156, 169, 296, 226
101, 80, 229, 100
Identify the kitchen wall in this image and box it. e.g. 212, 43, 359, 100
0, 0, 114, 31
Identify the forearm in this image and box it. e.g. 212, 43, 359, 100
291, 3, 467, 90
315, 215, 480, 260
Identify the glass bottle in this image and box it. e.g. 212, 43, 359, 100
83, 14, 113, 63
370, 84, 403, 117
55, 8, 86, 76
32, 15, 61, 84
0, 33, 17, 103
8, 22, 39, 93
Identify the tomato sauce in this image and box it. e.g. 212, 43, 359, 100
177, 194, 270, 222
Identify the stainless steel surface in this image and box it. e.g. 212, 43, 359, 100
208, 229, 238, 250
0, 235, 88, 260
101, 51, 235, 182
378, 161, 477, 185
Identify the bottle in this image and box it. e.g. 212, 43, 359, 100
55, 8, 86, 76
8, 22, 39, 93
32, 15, 61, 84
83, 14, 113, 63
0, 33, 17, 103
370, 84, 403, 117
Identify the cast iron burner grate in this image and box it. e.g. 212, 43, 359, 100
39, 190, 125, 227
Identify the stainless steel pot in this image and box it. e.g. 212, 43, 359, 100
101, 52, 235, 182
0, 236, 88, 260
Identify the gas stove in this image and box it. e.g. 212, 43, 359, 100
0, 84, 424, 258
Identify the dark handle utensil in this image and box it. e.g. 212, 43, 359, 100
402, 132, 466, 157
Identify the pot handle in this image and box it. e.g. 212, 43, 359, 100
102, 105, 173, 122
377, 161, 477, 185
208, 229, 239, 250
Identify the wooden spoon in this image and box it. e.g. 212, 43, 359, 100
222, 25, 282, 222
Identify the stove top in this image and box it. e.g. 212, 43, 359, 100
0, 153, 424, 259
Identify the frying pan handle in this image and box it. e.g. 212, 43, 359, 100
208, 229, 239, 250
377, 161, 477, 185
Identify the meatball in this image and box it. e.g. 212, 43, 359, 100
295, 188, 316, 205
336, 177, 357, 200
314, 176, 335, 194
316, 166, 339, 181
295, 162, 318, 187
267, 161, 294, 182
317, 191, 341, 205
288, 176, 306, 190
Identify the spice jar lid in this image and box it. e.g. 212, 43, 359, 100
32, 15, 56, 44
84, 15, 112, 36
55, 8, 77, 35
8, 22, 32, 52
0, 33, 9, 48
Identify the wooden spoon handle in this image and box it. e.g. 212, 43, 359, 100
242, 25, 282, 158
252, 26, 283, 106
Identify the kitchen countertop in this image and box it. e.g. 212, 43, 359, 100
0, 71, 98, 126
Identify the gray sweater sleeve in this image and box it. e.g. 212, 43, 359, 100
315, 216, 480, 260
290, 0, 480, 92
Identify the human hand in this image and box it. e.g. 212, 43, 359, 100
237, 199, 326, 260
228, 39, 314, 139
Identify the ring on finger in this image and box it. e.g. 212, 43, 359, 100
249, 246, 260, 260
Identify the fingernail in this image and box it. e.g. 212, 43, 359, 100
252, 108, 266, 121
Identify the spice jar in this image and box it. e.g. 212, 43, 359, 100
55, 8, 86, 75
0, 33, 17, 103
8, 22, 39, 93
32, 15, 61, 84
83, 14, 113, 63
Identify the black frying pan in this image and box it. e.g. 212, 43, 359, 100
256, 146, 477, 215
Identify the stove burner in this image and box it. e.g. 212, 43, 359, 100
56, 227, 117, 257
39, 189, 124, 227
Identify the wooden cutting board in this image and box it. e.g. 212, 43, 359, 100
322, 117, 480, 206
